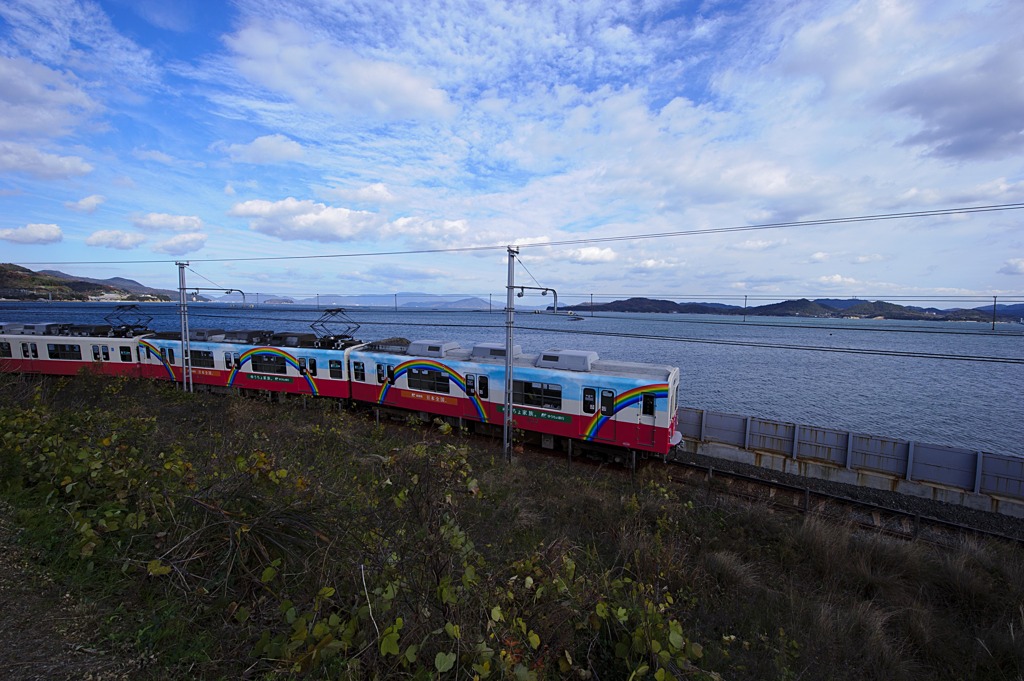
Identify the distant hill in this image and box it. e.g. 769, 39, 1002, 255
0, 264, 173, 301
37, 269, 176, 301
562, 296, 1022, 322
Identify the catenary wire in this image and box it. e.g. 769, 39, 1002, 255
148, 310, 1024, 365
13, 202, 1024, 265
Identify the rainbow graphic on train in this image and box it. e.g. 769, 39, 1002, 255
583, 384, 668, 441
227, 347, 319, 396
139, 339, 175, 380
377, 359, 488, 423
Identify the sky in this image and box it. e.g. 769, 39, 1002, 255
1, 0, 1022, 305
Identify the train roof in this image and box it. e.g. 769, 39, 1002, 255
358, 338, 677, 379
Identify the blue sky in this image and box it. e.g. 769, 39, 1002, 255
1, 0, 1022, 303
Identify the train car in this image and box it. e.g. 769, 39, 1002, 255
0, 322, 149, 378
349, 338, 681, 458
140, 330, 366, 399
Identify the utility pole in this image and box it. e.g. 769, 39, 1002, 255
176, 262, 193, 393
503, 246, 518, 462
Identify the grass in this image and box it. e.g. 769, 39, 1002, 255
1, 372, 1023, 680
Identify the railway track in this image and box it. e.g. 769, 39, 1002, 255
666, 457, 1024, 546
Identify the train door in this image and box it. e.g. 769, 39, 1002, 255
21, 342, 38, 373
639, 393, 657, 445
464, 373, 489, 422
584, 387, 616, 442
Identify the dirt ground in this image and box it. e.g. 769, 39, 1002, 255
0, 501, 145, 681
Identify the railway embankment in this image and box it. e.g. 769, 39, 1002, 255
2, 374, 1023, 680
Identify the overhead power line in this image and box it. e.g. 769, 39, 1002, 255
13, 202, 1024, 266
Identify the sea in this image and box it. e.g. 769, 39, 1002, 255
2, 301, 1022, 458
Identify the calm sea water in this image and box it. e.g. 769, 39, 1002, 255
2, 301, 1022, 457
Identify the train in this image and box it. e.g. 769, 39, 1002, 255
0, 316, 682, 460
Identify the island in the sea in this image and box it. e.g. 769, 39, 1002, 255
559, 297, 1024, 323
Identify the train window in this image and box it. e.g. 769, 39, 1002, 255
145, 346, 152, 359
22, 343, 39, 359
351, 361, 364, 381
512, 380, 562, 410
466, 374, 475, 396
0, 341, 11, 358
642, 393, 656, 416
47, 343, 82, 361
477, 375, 488, 399
120, 347, 132, 362
191, 350, 215, 368
233, 353, 240, 368
376, 364, 385, 384
92, 345, 101, 361
136, 347, 142, 362
330, 360, 343, 379
298, 357, 307, 374
251, 353, 287, 375
308, 358, 317, 376
102, 346, 110, 361
583, 388, 596, 414
225, 352, 234, 369
600, 390, 615, 416
386, 365, 396, 385
165, 348, 176, 365
408, 367, 451, 394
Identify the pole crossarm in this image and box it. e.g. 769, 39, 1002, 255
513, 285, 558, 313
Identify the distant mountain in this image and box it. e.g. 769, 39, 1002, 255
743, 298, 835, 317
401, 297, 491, 310
0, 264, 172, 301
562, 296, 1022, 322
813, 298, 872, 310
38, 269, 176, 300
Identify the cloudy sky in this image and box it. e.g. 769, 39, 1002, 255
1, 0, 1022, 303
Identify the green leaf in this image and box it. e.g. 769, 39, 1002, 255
380, 631, 400, 656
435, 651, 457, 673
490, 605, 503, 622
234, 606, 250, 623
528, 630, 540, 650
318, 586, 336, 599
147, 559, 171, 576
261, 566, 278, 583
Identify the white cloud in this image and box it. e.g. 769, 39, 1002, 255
733, 238, 786, 251
85, 229, 145, 249
223, 21, 454, 122
65, 194, 106, 213
133, 213, 204, 231
0, 141, 92, 178
330, 182, 397, 204
0, 55, 96, 138
0, 0, 159, 85
818, 274, 860, 287
152, 232, 207, 255
565, 247, 617, 264
229, 197, 383, 242
998, 258, 1024, 275
852, 253, 884, 264
384, 217, 469, 241
809, 251, 829, 262
223, 134, 304, 163
133, 149, 178, 164
0, 222, 63, 244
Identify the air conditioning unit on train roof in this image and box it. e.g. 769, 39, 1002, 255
470, 342, 522, 360
535, 349, 599, 372
408, 340, 460, 358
